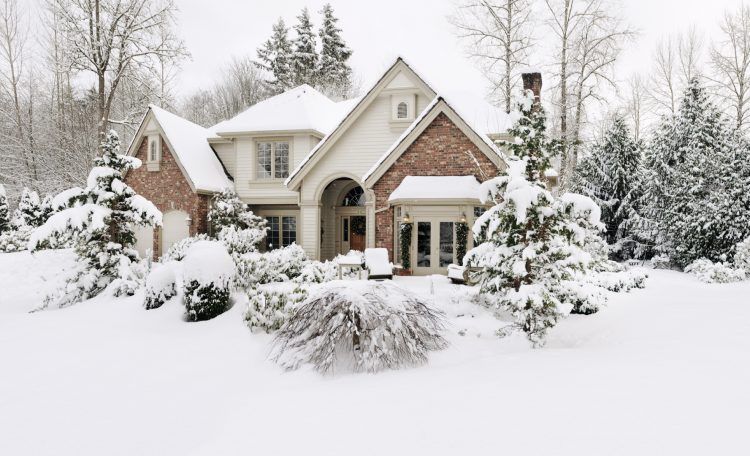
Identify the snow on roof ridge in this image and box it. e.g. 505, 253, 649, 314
148, 104, 231, 193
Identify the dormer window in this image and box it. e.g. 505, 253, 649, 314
391, 94, 415, 122
397, 102, 408, 119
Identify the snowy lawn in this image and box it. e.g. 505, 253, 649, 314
1, 250, 749, 455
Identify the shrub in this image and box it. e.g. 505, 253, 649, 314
144, 263, 178, 309
734, 238, 750, 271
235, 244, 310, 288
271, 281, 448, 374
586, 269, 648, 292
218, 225, 265, 255
182, 241, 236, 321
244, 285, 308, 332
0, 226, 31, 253
110, 257, 151, 297
684, 258, 746, 283
294, 260, 338, 284
161, 234, 209, 262
559, 281, 608, 315
650, 254, 672, 269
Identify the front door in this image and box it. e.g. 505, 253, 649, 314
413, 220, 455, 275
339, 214, 366, 254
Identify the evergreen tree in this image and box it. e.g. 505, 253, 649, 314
257, 18, 294, 93
571, 117, 643, 259
316, 3, 353, 98
208, 188, 267, 233
12, 188, 44, 229
291, 7, 319, 87
0, 184, 9, 235
29, 130, 162, 308
642, 78, 750, 267
466, 90, 606, 347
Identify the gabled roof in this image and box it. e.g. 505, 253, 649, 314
285, 56, 511, 190
212, 84, 358, 136
127, 105, 232, 194
284, 57, 438, 190
362, 96, 508, 186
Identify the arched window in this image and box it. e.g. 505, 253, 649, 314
397, 102, 408, 119
342, 186, 365, 207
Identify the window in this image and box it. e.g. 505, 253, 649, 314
256, 141, 289, 179
265, 216, 296, 249
343, 218, 349, 242
342, 186, 365, 206
397, 102, 408, 119
147, 135, 160, 162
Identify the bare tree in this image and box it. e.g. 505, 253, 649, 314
544, 0, 634, 185
47, 0, 187, 146
712, 5, 750, 132
451, 0, 534, 112
622, 73, 648, 142
648, 28, 705, 117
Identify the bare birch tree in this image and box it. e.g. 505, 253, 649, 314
451, 0, 535, 112
46, 0, 187, 146
711, 5, 750, 132
622, 73, 648, 142
648, 28, 705, 117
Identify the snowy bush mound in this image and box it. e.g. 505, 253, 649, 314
144, 263, 178, 310
684, 259, 746, 283
272, 281, 448, 374
293, 260, 339, 284
734, 238, 750, 272
244, 285, 308, 333
161, 234, 209, 262
182, 241, 235, 321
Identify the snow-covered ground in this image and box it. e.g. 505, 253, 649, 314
1, 250, 749, 455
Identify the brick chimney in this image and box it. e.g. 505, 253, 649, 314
522, 72, 542, 106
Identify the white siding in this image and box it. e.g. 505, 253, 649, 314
213, 142, 235, 178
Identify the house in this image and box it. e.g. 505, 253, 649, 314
125, 57, 545, 275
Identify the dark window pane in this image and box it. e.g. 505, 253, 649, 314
439, 222, 454, 267
266, 216, 279, 250
257, 143, 272, 179
282, 216, 296, 247
274, 142, 289, 178
417, 222, 431, 267
343, 218, 349, 242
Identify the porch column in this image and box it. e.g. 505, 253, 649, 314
365, 189, 376, 249
299, 202, 321, 260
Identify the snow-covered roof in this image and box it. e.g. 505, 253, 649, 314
149, 105, 232, 193
388, 176, 481, 202
286, 57, 511, 189
212, 85, 358, 136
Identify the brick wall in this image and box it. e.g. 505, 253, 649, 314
124, 136, 210, 256
372, 112, 501, 260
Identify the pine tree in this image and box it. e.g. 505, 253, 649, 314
208, 188, 267, 233
642, 78, 750, 267
12, 188, 44, 229
0, 184, 9, 235
29, 130, 162, 308
466, 90, 606, 347
291, 7, 319, 87
571, 117, 643, 259
257, 18, 294, 93
316, 3, 353, 98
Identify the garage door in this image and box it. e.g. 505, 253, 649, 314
161, 210, 190, 255
133, 224, 155, 259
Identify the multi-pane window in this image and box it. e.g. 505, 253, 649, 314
257, 141, 289, 179
265, 216, 297, 250
148, 135, 159, 161
397, 102, 408, 119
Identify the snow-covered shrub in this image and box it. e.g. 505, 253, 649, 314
244, 285, 308, 332
235, 244, 310, 288
0, 225, 31, 253
28, 131, 161, 308
294, 260, 339, 284
144, 263, 178, 310
272, 281, 448, 374
161, 234, 209, 262
12, 188, 44, 229
558, 281, 608, 315
110, 257, 151, 297
585, 269, 648, 292
0, 183, 9, 235
734, 238, 750, 271
182, 241, 235, 321
684, 259, 746, 283
650, 254, 671, 269
208, 188, 268, 234
217, 225, 265, 255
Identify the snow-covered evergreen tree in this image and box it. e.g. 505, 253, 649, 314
12, 188, 44, 229
466, 90, 606, 347
257, 18, 294, 93
571, 117, 643, 259
291, 7, 319, 87
316, 3, 353, 98
207, 187, 267, 234
0, 184, 9, 235
29, 130, 162, 308
642, 78, 750, 267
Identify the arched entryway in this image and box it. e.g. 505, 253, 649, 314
319, 178, 368, 260
161, 209, 190, 255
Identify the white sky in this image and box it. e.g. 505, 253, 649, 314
174, 0, 743, 104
